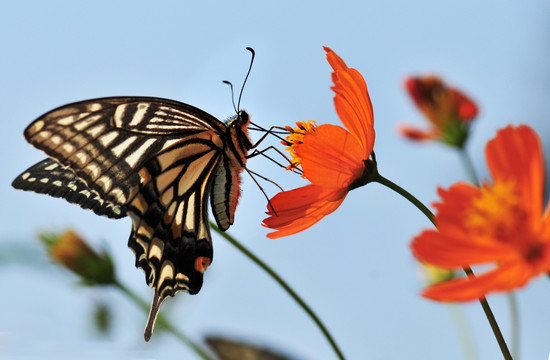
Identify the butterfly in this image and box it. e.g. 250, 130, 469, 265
12, 52, 257, 340
206, 336, 299, 360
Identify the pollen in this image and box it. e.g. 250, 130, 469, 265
466, 180, 526, 240
284, 120, 317, 171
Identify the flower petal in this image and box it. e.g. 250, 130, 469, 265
413, 182, 519, 266
485, 125, 544, 227
411, 229, 516, 268
324, 46, 375, 159
263, 185, 348, 239
296, 124, 365, 188
455, 91, 478, 120
431, 183, 479, 232
421, 262, 532, 302
397, 123, 440, 141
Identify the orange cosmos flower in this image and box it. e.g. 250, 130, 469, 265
263, 47, 376, 239
411, 125, 550, 301
399, 76, 478, 147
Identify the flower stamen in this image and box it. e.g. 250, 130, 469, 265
466, 180, 525, 241
283, 120, 317, 171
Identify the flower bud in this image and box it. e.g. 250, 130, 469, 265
400, 76, 478, 147
40, 230, 115, 285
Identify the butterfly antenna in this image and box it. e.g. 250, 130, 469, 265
144, 288, 163, 342
222, 80, 238, 115
237, 47, 255, 112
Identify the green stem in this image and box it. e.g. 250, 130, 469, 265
375, 173, 513, 360
447, 304, 478, 360
508, 293, 520, 360
211, 222, 345, 360
460, 147, 519, 360
459, 147, 480, 185
374, 174, 434, 224
114, 280, 214, 360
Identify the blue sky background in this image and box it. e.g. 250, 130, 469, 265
1, 1, 550, 359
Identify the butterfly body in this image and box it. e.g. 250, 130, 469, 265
13, 96, 252, 338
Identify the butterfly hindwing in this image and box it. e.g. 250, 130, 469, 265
126, 136, 222, 297
12, 158, 126, 219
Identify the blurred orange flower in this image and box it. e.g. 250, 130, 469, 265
399, 76, 478, 147
411, 125, 550, 301
263, 47, 376, 239
41, 230, 115, 285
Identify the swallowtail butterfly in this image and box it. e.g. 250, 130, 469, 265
13, 81, 254, 339
206, 336, 298, 360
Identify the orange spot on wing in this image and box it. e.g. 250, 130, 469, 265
194, 256, 211, 274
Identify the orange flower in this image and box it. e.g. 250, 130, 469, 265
263, 47, 376, 239
399, 76, 478, 147
411, 125, 550, 301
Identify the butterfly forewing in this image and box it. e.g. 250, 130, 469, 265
15, 96, 252, 339
23, 97, 225, 206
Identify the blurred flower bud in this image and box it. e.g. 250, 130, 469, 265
399, 76, 478, 147
40, 230, 115, 285
420, 263, 456, 286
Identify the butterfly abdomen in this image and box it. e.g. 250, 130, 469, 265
210, 112, 252, 230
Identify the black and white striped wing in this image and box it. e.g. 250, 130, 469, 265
12, 158, 126, 219
127, 133, 222, 295
23, 97, 226, 206
17, 97, 228, 317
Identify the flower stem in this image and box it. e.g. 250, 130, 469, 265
211, 222, 345, 360
374, 174, 434, 224
459, 147, 519, 360
458, 147, 480, 185
508, 292, 520, 360
375, 173, 513, 360
113, 280, 214, 360
447, 304, 479, 360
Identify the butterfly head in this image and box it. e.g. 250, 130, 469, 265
225, 110, 253, 154
237, 110, 250, 126
226, 110, 250, 127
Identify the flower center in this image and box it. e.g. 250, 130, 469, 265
465, 180, 542, 261
283, 120, 317, 171
466, 181, 523, 239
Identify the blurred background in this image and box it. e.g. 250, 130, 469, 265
1, 1, 549, 359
